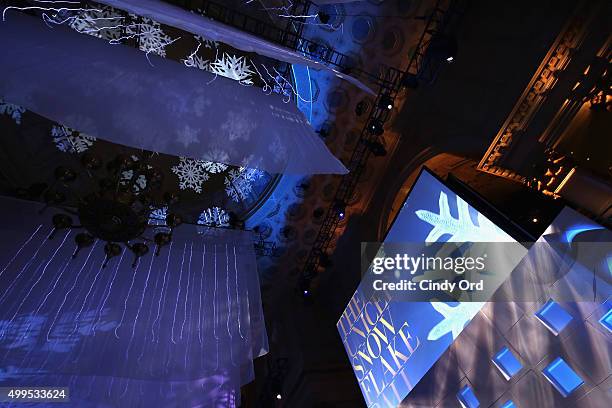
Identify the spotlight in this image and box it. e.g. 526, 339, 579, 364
276, 394, 282, 400
378, 94, 394, 111
364, 140, 387, 157
369, 120, 384, 136
427, 35, 457, 64
532, 217, 539, 223
333, 201, 346, 220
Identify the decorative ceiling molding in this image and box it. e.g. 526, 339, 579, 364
477, 0, 597, 183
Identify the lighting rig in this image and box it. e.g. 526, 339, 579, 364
299, 0, 466, 296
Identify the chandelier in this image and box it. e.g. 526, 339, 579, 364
36, 153, 183, 268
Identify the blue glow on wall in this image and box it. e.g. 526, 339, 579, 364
542, 357, 584, 397
500, 400, 517, 408
337, 170, 517, 407
534, 300, 573, 336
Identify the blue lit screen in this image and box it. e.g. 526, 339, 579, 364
337, 169, 517, 407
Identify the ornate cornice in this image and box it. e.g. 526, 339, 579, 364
477, 0, 596, 182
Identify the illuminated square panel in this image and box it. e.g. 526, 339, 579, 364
542, 357, 584, 397
599, 301, 612, 333
534, 300, 573, 336
456, 385, 480, 408
492, 346, 522, 380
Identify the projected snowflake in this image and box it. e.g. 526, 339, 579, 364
171, 157, 210, 193
197, 207, 230, 227
183, 54, 210, 71
69, 7, 124, 41
209, 53, 255, 84
149, 206, 168, 225
127, 18, 173, 57
51, 125, 96, 154
120, 170, 147, 193
415, 192, 512, 243
201, 149, 229, 174
177, 125, 200, 148
224, 167, 264, 202
195, 35, 218, 49
0, 100, 25, 125
427, 302, 484, 341
220, 111, 256, 141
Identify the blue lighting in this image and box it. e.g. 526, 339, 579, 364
457, 385, 480, 408
500, 401, 516, 408
599, 301, 612, 333
564, 224, 604, 243
542, 357, 584, 397
535, 300, 573, 336
492, 346, 522, 380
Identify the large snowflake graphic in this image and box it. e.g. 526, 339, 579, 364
209, 53, 255, 84
201, 149, 229, 174
51, 125, 96, 154
0, 99, 25, 125
415, 192, 513, 243
171, 157, 210, 193
220, 111, 256, 141
427, 302, 484, 341
127, 18, 173, 57
224, 167, 264, 202
69, 7, 124, 41
197, 207, 230, 228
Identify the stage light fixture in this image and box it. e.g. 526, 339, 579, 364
369, 120, 384, 136
378, 94, 394, 111
333, 200, 347, 220
276, 394, 282, 400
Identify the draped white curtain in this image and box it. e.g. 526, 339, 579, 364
0, 197, 267, 407
0, 13, 348, 175
95, 0, 375, 95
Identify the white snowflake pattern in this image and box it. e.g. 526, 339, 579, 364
51, 125, 96, 154
220, 110, 256, 141
201, 148, 229, 174
427, 302, 484, 341
127, 18, 173, 57
69, 7, 124, 41
197, 207, 230, 227
0, 99, 25, 125
149, 206, 168, 225
195, 35, 218, 50
120, 170, 148, 193
171, 157, 210, 193
183, 53, 210, 71
224, 166, 264, 202
177, 125, 200, 148
269, 134, 288, 163
209, 53, 255, 84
